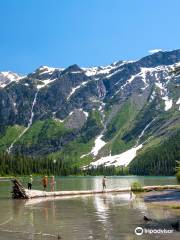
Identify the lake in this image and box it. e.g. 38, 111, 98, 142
0, 176, 180, 240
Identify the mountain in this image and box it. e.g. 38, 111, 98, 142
0, 50, 180, 174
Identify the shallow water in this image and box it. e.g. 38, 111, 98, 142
0, 176, 180, 240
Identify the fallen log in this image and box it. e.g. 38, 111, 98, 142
11, 179, 28, 199
11, 179, 180, 199
24, 188, 132, 199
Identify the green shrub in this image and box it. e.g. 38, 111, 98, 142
176, 171, 180, 183
131, 181, 144, 192
176, 161, 180, 183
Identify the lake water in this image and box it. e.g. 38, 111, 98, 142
0, 176, 180, 240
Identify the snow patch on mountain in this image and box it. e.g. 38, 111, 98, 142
148, 49, 163, 54
68, 111, 74, 116
0, 71, 21, 87
83, 66, 114, 76
53, 117, 64, 123
67, 81, 88, 100
112, 64, 176, 101
1, 71, 19, 80
89, 144, 142, 167
155, 82, 164, 92
114, 67, 154, 96
162, 96, 173, 111
37, 79, 56, 89
83, 62, 128, 77
155, 76, 173, 111
80, 153, 90, 159
38, 66, 63, 74
39, 66, 56, 73
91, 134, 106, 157
106, 68, 124, 79
176, 98, 180, 105
139, 68, 153, 89
85, 120, 154, 168
83, 111, 89, 118
176, 98, 180, 110
149, 91, 156, 102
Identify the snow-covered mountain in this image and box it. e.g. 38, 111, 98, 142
0, 50, 179, 172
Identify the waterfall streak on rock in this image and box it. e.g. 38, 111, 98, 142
7, 91, 39, 153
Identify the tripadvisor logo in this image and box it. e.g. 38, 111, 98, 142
135, 227, 143, 236
135, 227, 174, 235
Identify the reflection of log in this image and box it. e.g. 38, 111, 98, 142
11, 179, 28, 199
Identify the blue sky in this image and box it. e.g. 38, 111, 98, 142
0, 0, 180, 74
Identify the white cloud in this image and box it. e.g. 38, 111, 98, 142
148, 49, 163, 54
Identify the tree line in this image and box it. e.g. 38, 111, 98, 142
0, 152, 79, 176
0, 128, 179, 177
0, 151, 129, 176
129, 130, 180, 175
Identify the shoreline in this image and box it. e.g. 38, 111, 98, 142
0, 175, 177, 178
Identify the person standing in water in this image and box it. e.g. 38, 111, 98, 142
42, 176, 48, 191
102, 176, 107, 190
50, 176, 56, 192
28, 175, 33, 190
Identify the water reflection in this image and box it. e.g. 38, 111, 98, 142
0, 176, 179, 240
0, 193, 179, 240
93, 195, 110, 222
92, 193, 137, 240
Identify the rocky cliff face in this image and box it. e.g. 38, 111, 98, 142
0, 50, 180, 167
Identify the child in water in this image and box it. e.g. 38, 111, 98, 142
42, 176, 48, 191
102, 176, 107, 190
50, 176, 56, 192
28, 175, 33, 190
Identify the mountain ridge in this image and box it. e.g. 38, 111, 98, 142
0, 49, 180, 172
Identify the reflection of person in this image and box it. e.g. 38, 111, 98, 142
102, 176, 106, 190
50, 176, 56, 192
28, 175, 33, 190
42, 176, 48, 191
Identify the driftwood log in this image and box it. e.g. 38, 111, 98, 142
10, 180, 180, 199
11, 179, 28, 199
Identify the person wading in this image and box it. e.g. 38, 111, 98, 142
102, 176, 107, 190
50, 176, 56, 192
42, 176, 48, 191
28, 175, 33, 190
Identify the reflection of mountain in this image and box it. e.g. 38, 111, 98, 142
0, 50, 180, 173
